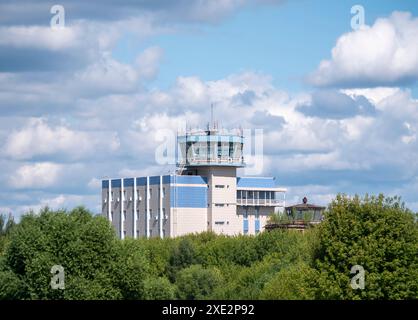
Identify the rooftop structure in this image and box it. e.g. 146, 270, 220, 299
102, 120, 286, 238
265, 197, 325, 232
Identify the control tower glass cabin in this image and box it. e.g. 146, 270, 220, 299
176, 124, 245, 172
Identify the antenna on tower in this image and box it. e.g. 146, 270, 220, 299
210, 103, 214, 129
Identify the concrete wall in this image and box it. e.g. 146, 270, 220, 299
171, 207, 207, 237
102, 177, 171, 239
102, 172, 284, 238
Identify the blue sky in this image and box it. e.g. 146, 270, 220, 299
1, 0, 418, 217
114, 0, 418, 93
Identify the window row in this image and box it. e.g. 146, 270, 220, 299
112, 208, 168, 221
237, 190, 277, 200
106, 187, 166, 202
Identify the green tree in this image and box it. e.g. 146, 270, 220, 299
167, 238, 197, 280
140, 237, 174, 277
110, 238, 150, 300
0, 269, 27, 300
64, 273, 121, 300
4, 207, 119, 299
143, 277, 176, 300
314, 194, 418, 299
175, 264, 222, 300
261, 262, 316, 300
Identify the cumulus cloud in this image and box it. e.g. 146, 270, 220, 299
71, 53, 141, 96
2, 69, 418, 215
0, 21, 120, 72
0, 26, 81, 51
0, 0, 285, 73
0, 0, 284, 26
309, 11, 418, 88
250, 110, 286, 130
9, 162, 62, 189
4, 118, 120, 161
297, 90, 377, 119
135, 46, 164, 80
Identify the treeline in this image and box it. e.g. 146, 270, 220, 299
0, 194, 417, 300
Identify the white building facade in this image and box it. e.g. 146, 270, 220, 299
102, 126, 286, 238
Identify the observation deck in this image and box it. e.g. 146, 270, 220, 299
176, 126, 245, 168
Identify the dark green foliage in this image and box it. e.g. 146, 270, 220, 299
167, 238, 197, 280
314, 194, 418, 299
111, 239, 150, 299
143, 277, 176, 300
260, 262, 316, 300
0, 270, 27, 300
2, 206, 120, 299
0, 194, 416, 300
175, 264, 222, 300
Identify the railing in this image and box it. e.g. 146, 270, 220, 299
178, 157, 244, 165
236, 199, 285, 206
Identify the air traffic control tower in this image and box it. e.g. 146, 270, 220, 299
102, 121, 286, 239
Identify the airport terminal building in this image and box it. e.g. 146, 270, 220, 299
102, 125, 286, 238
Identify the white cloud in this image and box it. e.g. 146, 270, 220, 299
72, 53, 140, 96
87, 178, 102, 190
9, 162, 62, 189
4, 118, 120, 160
13, 194, 101, 218
0, 25, 81, 51
2, 67, 418, 212
135, 46, 164, 80
341, 87, 401, 105
309, 11, 418, 88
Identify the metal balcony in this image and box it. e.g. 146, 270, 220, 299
236, 198, 285, 207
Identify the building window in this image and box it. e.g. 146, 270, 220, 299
111, 191, 114, 201
243, 219, 249, 235
243, 208, 248, 219
149, 209, 152, 218
215, 185, 225, 188
136, 209, 140, 220
162, 187, 166, 198
255, 207, 260, 219
123, 210, 126, 220
123, 190, 126, 200
149, 189, 152, 199
136, 190, 140, 201
215, 204, 225, 207
255, 219, 260, 234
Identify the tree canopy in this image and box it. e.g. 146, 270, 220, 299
0, 194, 416, 300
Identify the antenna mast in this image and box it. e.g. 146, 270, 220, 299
211, 103, 214, 129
